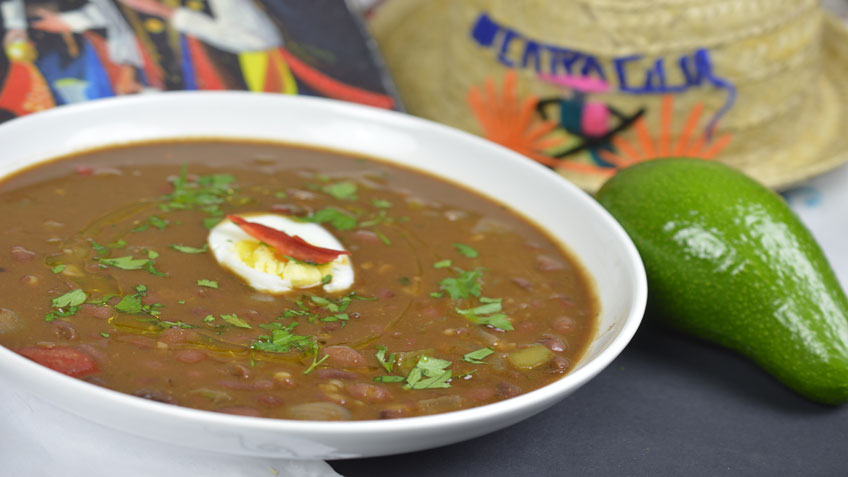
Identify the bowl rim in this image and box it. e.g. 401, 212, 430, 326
0, 91, 647, 436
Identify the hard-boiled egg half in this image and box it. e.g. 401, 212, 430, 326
207, 214, 354, 294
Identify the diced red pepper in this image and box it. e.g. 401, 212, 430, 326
74, 165, 94, 176
227, 215, 350, 264
15, 346, 99, 378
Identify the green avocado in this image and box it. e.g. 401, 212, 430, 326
596, 158, 848, 404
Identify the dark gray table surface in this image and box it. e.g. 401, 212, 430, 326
330, 319, 848, 476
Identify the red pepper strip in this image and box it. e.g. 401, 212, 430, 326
15, 346, 99, 378
227, 215, 350, 265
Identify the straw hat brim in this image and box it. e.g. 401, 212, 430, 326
371, 4, 848, 192
557, 14, 848, 192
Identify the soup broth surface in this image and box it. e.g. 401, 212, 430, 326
0, 140, 597, 420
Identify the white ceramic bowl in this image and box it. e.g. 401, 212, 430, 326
0, 92, 646, 459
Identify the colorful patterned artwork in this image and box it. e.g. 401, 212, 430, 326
0, 0, 398, 123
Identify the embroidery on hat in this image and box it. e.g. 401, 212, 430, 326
467, 13, 736, 176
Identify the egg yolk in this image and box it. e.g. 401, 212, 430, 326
233, 240, 334, 288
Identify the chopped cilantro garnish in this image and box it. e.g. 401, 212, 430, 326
97, 256, 149, 270
152, 319, 193, 329
457, 298, 502, 316
306, 207, 357, 231
160, 167, 235, 227
404, 355, 452, 390
462, 312, 513, 331
433, 259, 452, 269
453, 243, 479, 258
148, 216, 169, 230
359, 210, 388, 227
221, 314, 251, 329
321, 274, 333, 285
89, 239, 126, 255
251, 323, 313, 353
203, 315, 215, 323
371, 199, 392, 208
197, 279, 218, 288
376, 345, 395, 373
320, 313, 349, 323
374, 375, 404, 383
456, 298, 513, 331
52, 289, 87, 308
100, 332, 110, 338
97, 254, 166, 277
429, 292, 444, 298
375, 230, 392, 246
44, 289, 87, 322
438, 268, 483, 300
203, 217, 223, 229
171, 244, 208, 254
322, 181, 358, 200
463, 347, 494, 364
114, 294, 143, 314
303, 346, 329, 375
274, 191, 288, 198
114, 285, 162, 316
51, 264, 66, 274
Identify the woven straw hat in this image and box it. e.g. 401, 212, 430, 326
369, 0, 848, 192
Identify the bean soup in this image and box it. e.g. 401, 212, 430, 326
0, 140, 597, 420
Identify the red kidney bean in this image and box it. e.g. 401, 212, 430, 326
466, 387, 497, 402
511, 277, 534, 291
139, 360, 167, 371
271, 203, 309, 216
116, 334, 157, 349
174, 349, 206, 364
312, 368, 357, 380
159, 327, 197, 344
496, 382, 522, 399
216, 406, 262, 417
550, 294, 576, 307
218, 379, 274, 391
375, 288, 395, 300
51, 321, 77, 341
243, 309, 271, 324
10, 246, 36, 261
79, 304, 113, 319
76, 344, 106, 363
256, 394, 286, 407
551, 316, 577, 334
346, 383, 392, 403
415, 303, 441, 318
539, 337, 566, 353
551, 356, 571, 373
190, 306, 213, 317
140, 291, 162, 306
353, 230, 380, 243
227, 363, 251, 379
252, 379, 274, 391
537, 255, 566, 271
323, 345, 365, 367
290, 189, 316, 201
379, 404, 413, 420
